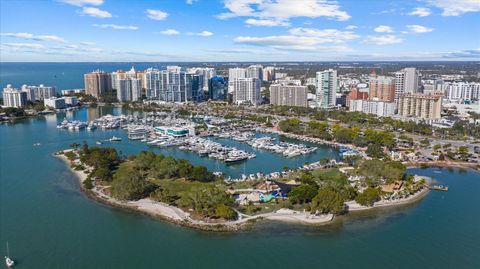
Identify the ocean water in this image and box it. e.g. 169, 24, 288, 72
0, 107, 479, 269
0, 62, 170, 91
1, 63, 479, 268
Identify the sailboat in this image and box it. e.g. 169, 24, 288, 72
4, 242, 14, 267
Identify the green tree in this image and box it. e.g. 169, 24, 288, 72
355, 187, 381, 206
215, 204, 237, 220
288, 184, 318, 204
310, 188, 345, 215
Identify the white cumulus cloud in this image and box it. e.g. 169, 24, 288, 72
1, 32, 67, 43
59, 0, 104, 6
406, 24, 434, 33
374, 25, 394, 33
345, 25, 357, 30
217, 0, 350, 27
422, 0, 480, 16
80, 7, 112, 18
233, 27, 358, 51
408, 7, 432, 17
245, 18, 289, 27
159, 29, 180, 35
364, 35, 403, 45
92, 24, 139, 30
146, 9, 168, 20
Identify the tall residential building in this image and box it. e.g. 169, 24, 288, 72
349, 99, 395, 117
442, 82, 480, 101
346, 88, 369, 107
233, 78, 261, 105
368, 76, 395, 102
158, 70, 203, 103
398, 93, 442, 121
208, 76, 227, 101
84, 70, 112, 98
247, 64, 263, 80
116, 78, 142, 102
2, 85, 28, 108
188, 67, 216, 91
395, 67, 421, 103
316, 69, 337, 108
228, 68, 246, 93
269, 84, 307, 107
21, 84, 56, 101
144, 68, 161, 99
262, 66, 275, 82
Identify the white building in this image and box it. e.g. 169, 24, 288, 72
188, 67, 216, 91
228, 68, 246, 93
442, 82, 480, 102
116, 78, 142, 102
233, 78, 261, 105
246, 65, 263, 80
349, 99, 395, 117
270, 84, 307, 107
2, 85, 28, 108
63, 96, 78, 106
44, 97, 66, 109
275, 79, 302, 86
262, 66, 275, 82
144, 68, 161, 99
21, 84, 56, 101
395, 67, 421, 103
61, 89, 84, 96
316, 69, 337, 108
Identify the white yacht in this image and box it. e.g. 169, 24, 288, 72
5, 242, 14, 267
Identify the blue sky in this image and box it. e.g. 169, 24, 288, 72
0, 0, 479, 61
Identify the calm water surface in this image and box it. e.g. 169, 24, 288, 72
0, 67, 479, 268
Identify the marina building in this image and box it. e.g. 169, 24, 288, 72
44, 97, 66, 109
84, 70, 112, 98
2, 85, 28, 108
398, 93, 442, 121
208, 76, 227, 101
316, 69, 337, 108
269, 84, 307, 107
369, 76, 395, 102
233, 78, 261, 105
63, 96, 78, 106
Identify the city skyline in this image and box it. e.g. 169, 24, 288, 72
0, 0, 479, 62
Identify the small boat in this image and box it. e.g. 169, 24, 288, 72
5, 242, 14, 267
96, 141, 102, 145
33, 143, 41, 146
431, 185, 449, 191
109, 136, 122, 142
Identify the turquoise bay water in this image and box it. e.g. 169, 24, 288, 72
1, 107, 480, 269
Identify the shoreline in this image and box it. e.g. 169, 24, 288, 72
56, 149, 432, 232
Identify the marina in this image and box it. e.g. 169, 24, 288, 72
53, 110, 339, 177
